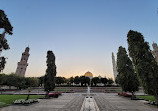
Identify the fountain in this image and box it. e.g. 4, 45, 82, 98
80, 86, 100, 111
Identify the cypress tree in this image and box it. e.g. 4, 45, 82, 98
116, 46, 139, 99
44, 51, 56, 98
127, 30, 158, 103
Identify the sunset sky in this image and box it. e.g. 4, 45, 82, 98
1, 0, 158, 78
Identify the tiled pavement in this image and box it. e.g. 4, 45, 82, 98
94, 93, 158, 111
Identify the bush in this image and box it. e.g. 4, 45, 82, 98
48, 93, 59, 98
118, 92, 131, 97
14, 99, 38, 105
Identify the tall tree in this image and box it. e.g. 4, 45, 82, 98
38, 76, 44, 87
80, 76, 90, 86
92, 77, 100, 86
101, 77, 108, 86
44, 51, 56, 98
116, 46, 139, 99
0, 9, 13, 72
74, 76, 80, 85
107, 78, 114, 85
55, 77, 65, 86
127, 30, 158, 103
69, 77, 74, 85
6, 73, 18, 89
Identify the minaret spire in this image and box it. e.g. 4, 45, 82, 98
152, 42, 158, 63
15, 47, 30, 77
112, 52, 118, 82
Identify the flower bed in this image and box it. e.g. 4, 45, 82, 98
14, 99, 38, 105
48, 92, 62, 98
118, 92, 132, 97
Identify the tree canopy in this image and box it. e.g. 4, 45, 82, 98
0, 9, 13, 35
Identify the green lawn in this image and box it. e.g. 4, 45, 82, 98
54, 89, 71, 91
136, 95, 155, 101
0, 95, 44, 107
106, 89, 121, 91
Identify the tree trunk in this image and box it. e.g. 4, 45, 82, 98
154, 93, 158, 105
131, 92, 136, 100
26, 94, 30, 100
45, 90, 49, 98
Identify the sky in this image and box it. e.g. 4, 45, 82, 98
0, 0, 158, 78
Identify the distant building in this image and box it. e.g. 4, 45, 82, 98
98, 75, 102, 79
112, 52, 118, 82
152, 42, 158, 63
15, 47, 30, 77
84, 71, 93, 79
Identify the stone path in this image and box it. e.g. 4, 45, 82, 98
94, 93, 158, 111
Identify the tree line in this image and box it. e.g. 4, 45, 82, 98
0, 73, 39, 90
39, 75, 113, 87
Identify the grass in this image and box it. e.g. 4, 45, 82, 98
54, 89, 71, 91
136, 95, 155, 101
105, 89, 121, 91
0, 95, 44, 107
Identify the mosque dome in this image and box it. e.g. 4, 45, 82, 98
84, 71, 93, 77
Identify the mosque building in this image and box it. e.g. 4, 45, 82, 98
84, 71, 93, 79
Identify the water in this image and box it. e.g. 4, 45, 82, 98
87, 86, 90, 96
80, 86, 100, 111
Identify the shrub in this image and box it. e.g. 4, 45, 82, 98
14, 99, 38, 105
48, 93, 59, 98
118, 92, 131, 97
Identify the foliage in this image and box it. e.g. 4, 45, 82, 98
0, 9, 13, 35
80, 76, 90, 86
0, 73, 7, 85
101, 77, 108, 86
0, 73, 38, 89
116, 46, 139, 97
92, 77, 100, 86
0, 9, 13, 72
38, 76, 44, 87
0, 57, 6, 72
69, 77, 74, 85
15, 76, 26, 89
127, 30, 158, 102
55, 77, 65, 86
0, 33, 10, 50
25, 77, 39, 87
44, 51, 56, 97
107, 78, 114, 85
5, 74, 19, 88
74, 76, 80, 85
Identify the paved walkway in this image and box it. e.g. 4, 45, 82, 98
1, 93, 158, 111
94, 93, 158, 111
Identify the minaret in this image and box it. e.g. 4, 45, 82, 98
152, 42, 158, 63
16, 47, 30, 77
112, 52, 118, 81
